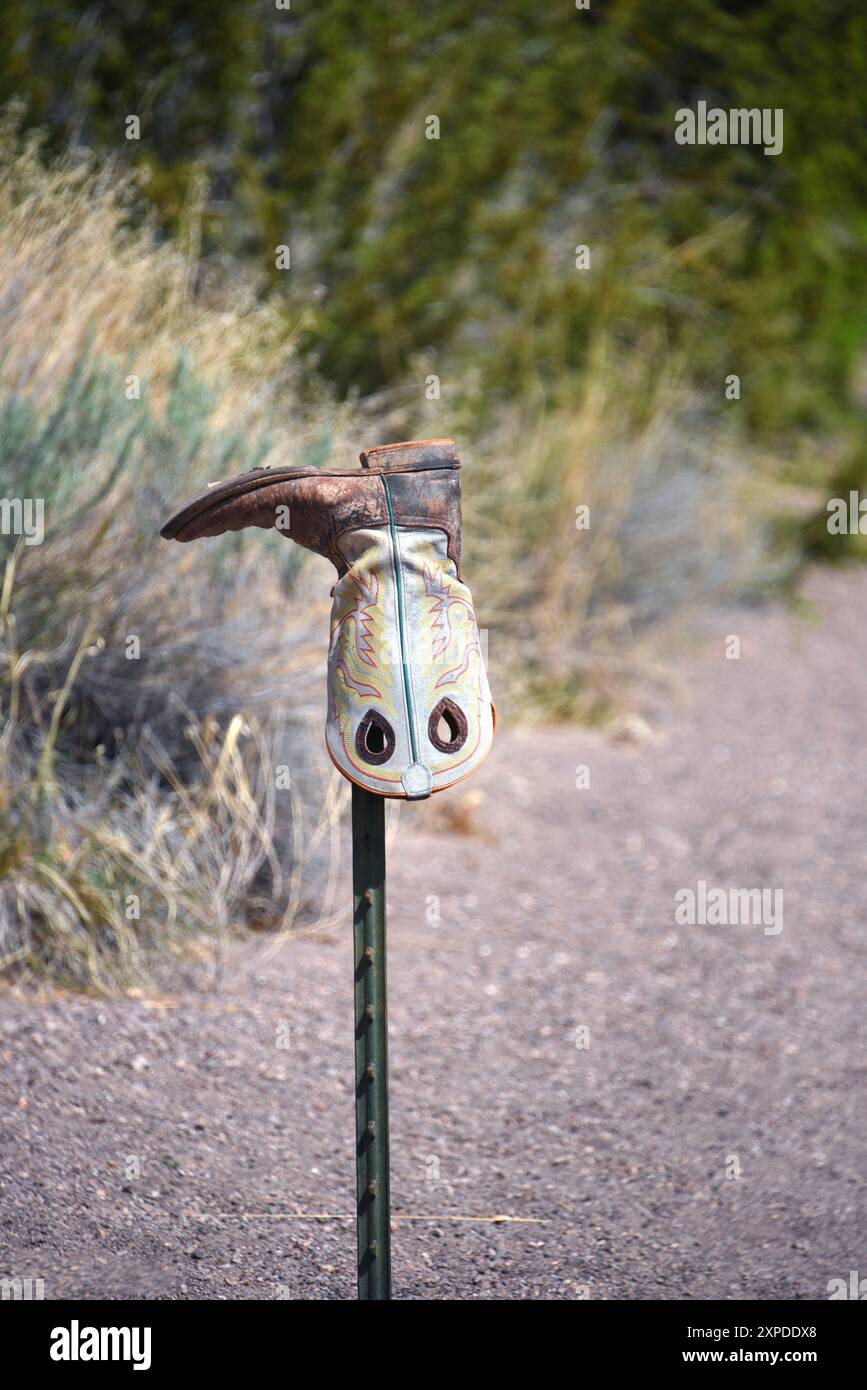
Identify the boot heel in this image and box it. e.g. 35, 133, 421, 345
358, 439, 459, 472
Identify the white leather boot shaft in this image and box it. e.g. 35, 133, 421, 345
325, 524, 495, 798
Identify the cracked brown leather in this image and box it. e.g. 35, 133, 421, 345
160, 438, 463, 576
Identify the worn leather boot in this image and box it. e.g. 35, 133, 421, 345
161, 438, 495, 798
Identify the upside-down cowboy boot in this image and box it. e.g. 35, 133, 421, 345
160, 438, 495, 799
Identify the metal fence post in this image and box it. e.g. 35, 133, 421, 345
352, 783, 392, 1300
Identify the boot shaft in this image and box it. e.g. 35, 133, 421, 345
326, 521, 493, 797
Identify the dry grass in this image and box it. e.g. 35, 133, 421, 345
0, 550, 349, 990
0, 120, 357, 989
0, 103, 361, 461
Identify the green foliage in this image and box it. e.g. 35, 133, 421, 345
2, 0, 865, 452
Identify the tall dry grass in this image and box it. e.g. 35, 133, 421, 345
0, 121, 353, 989
1, 108, 283, 424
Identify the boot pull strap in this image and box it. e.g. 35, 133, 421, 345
359, 438, 460, 471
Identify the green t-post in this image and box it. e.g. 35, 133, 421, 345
352, 783, 392, 1300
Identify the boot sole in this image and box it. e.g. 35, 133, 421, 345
160, 458, 458, 541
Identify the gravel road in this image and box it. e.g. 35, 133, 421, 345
1, 566, 865, 1300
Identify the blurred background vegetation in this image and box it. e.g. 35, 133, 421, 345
1, 0, 865, 982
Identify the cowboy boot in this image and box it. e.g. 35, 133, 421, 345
160, 438, 495, 799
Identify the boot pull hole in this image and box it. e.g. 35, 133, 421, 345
428, 697, 468, 754
356, 710, 395, 765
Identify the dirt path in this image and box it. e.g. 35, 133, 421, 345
2, 567, 866, 1300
